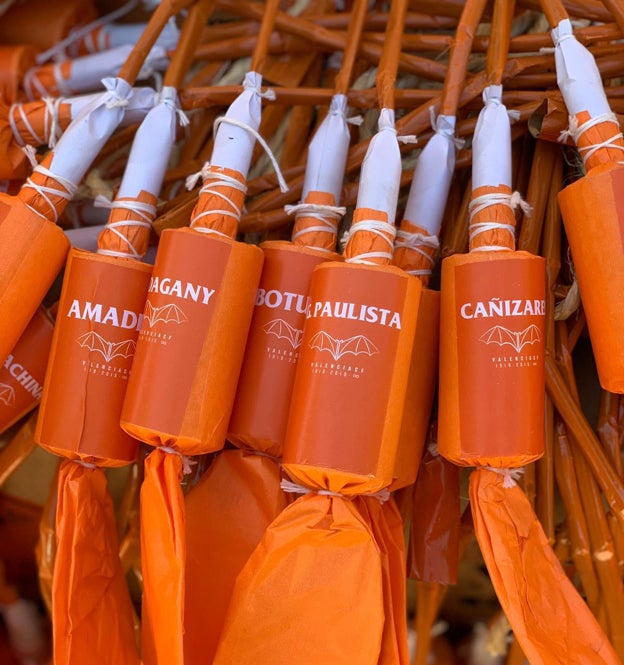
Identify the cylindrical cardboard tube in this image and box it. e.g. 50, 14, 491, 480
0, 308, 54, 435
390, 288, 440, 490
557, 163, 624, 393
438, 251, 546, 467
228, 241, 338, 455
0, 200, 69, 366
121, 228, 264, 455
36, 249, 151, 466
283, 261, 421, 493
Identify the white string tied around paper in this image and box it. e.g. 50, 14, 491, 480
559, 112, 624, 168
343, 219, 397, 265
21, 154, 78, 223
213, 115, 289, 193
285, 201, 346, 251
94, 194, 156, 259
484, 466, 525, 489
102, 78, 131, 110
330, 105, 364, 126
158, 446, 197, 476
469, 191, 531, 252
189, 164, 248, 238
428, 107, 465, 149
280, 479, 390, 503
243, 76, 277, 101
394, 228, 439, 276
155, 88, 190, 127
74, 459, 97, 470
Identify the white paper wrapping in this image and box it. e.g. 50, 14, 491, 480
301, 94, 351, 204
355, 107, 402, 225
116, 86, 179, 200
552, 19, 611, 118
403, 114, 456, 236
48, 77, 133, 185
69, 86, 157, 126
210, 70, 263, 177
472, 85, 512, 190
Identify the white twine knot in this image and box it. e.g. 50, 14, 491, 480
155, 86, 190, 127
485, 466, 525, 488
189, 165, 248, 232
74, 459, 97, 470
102, 78, 131, 109
185, 162, 213, 191
213, 115, 288, 193
280, 479, 390, 503
428, 107, 464, 149
394, 229, 439, 275
243, 76, 276, 100
21, 145, 39, 169
343, 218, 397, 265
158, 446, 196, 475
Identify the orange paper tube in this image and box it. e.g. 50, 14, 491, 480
0, 168, 71, 366
390, 287, 440, 490
282, 261, 421, 493
438, 251, 546, 467
36, 248, 151, 465
557, 161, 624, 392
228, 241, 338, 455
121, 228, 263, 453
0, 308, 53, 435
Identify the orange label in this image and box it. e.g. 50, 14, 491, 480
228, 243, 332, 453
124, 230, 231, 438
455, 257, 545, 459
36, 249, 151, 465
0, 308, 53, 433
284, 263, 419, 481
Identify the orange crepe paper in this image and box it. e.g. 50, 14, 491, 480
228, 241, 339, 455
390, 287, 440, 490
214, 494, 384, 665
53, 460, 139, 665
0, 308, 54, 436
557, 159, 624, 393
184, 449, 289, 664
471, 468, 620, 665
0, 45, 37, 104
283, 259, 421, 493
356, 496, 410, 665
409, 440, 461, 584
0, 154, 72, 366
438, 251, 546, 467
36, 248, 151, 466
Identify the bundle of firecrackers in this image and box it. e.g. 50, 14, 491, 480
1, 0, 624, 663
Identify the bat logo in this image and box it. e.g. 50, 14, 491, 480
309, 331, 379, 361
143, 301, 189, 328
262, 318, 303, 349
479, 324, 542, 353
75, 331, 136, 362
0, 383, 16, 406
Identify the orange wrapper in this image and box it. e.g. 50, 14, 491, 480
228, 241, 338, 455
214, 494, 384, 665
0, 157, 72, 365
356, 496, 410, 665
0, 308, 53, 435
36, 249, 151, 466
438, 251, 546, 467
390, 287, 439, 490
0, 45, 37, 104
184, 449, 288, 664
53, 460, 139, 665
121, 228, 263, 453
283, 260, 421, 493
408, 440, 461, 584
557, 160, 624, 392
471, 468, 620, 665
0, 0, 97, 50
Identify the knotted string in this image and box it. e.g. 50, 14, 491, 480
394, 228, 439, 276
469, 191, 531, 253
559, 112, 624, 168
94, 194, 156, 259
159, 446, 196, 476
280, 479, 390, 503
343, 219, 397, 265
483, 466, 525, 489
285, 202, 346, 252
